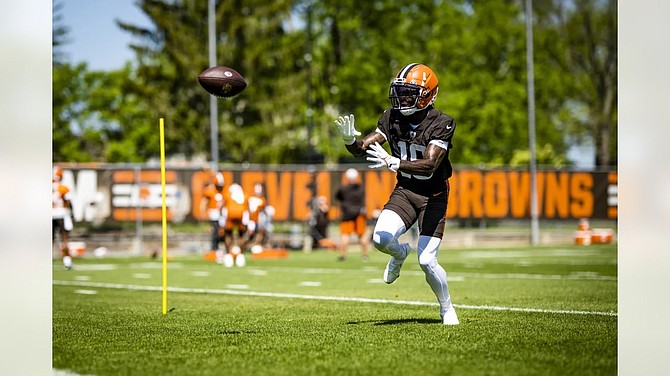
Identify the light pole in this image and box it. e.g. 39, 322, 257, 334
525, 0, 540, 245
208, 0, 218, 170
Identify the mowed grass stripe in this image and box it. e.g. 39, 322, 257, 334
53, 279, 617, 317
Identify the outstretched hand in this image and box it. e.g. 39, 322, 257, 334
334, 114, 361, 145
366, 142, 400, 172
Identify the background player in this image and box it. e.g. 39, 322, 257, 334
334, 168, 370, 261
52, 166, 74, 270
201, 171, 226, 261
246, 183, 272, 254
220, 183, 250, 267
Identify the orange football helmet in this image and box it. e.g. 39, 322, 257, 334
389, 63, 439, 116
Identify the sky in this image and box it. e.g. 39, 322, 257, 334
60, 0, 153, 71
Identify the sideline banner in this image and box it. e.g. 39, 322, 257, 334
56, 165, 617, 224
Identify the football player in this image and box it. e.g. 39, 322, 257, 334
334, 168, 370, 261
201, 172, 226, 260
334, 63, 459, 325
220, 183, 250, 267
52, 166, 74, 270
246, 183, 273, 254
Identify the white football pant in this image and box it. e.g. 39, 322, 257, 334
372, 209, 407, 259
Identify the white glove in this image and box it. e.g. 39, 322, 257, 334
334, 114, 361, 145
366, 142, 400, 172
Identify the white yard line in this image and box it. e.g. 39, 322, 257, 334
53, 280, 617, 317
246, 266, 617, 281
59, 264, 616, 281
453, 272, 617, 281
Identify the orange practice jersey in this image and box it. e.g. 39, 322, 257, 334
248, 195, 266, 223
224, 188, 249, 220
203, 184, 225, 210
202, 184, 225, 220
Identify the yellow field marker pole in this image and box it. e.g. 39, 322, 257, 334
159, 117, 168, 315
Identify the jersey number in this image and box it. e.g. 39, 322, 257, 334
398, 141, 431, 180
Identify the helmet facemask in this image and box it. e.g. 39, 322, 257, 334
389, 84, 422, 115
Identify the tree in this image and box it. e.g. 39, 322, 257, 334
536, 0, 617, 168
53, 62, 91, 162
118, 0, 308, 163
52, 0, 70, 67
53, 62, 156, 162
52, 0, 616, 167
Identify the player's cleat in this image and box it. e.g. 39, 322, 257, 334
223, 253, 234, 268
215, 250, 225, 264
441, 305, 459, 325
361, 255, 369, 262
383, 243, 411, 284
63, 256, 73, 270
337, 255, 346, 262
235, 253, 246, 267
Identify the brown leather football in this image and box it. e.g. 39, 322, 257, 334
198, 66, 247, 98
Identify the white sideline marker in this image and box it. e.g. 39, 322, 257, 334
226, 284, 249, 289
53, 280, 617, 317
74, 289, 97, 295
299, 281, 322, 287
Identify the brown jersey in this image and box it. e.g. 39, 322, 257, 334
375, 106, 456, 196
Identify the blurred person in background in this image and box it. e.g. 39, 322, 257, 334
334, 63, 459, 325
246, 183, 274, 254
334, 168, 370, 261
220, 183, 250, 267
201, 172, 226, 262
309, 196, 336, 250
52, 166, 74, 270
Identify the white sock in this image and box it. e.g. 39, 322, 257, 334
235, 253, 246, 267
417, 236, 451, 310
223, 254, 234, 268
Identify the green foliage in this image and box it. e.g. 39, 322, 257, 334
52, 0, 70, 66
509, 143, 569, 168
53, 63, 156, 162
52, 0, 617, 167
535, 0, 617, 167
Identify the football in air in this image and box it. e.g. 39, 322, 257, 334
198, 66, 247, 98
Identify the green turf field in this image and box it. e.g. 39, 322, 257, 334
53, 244, 617, 375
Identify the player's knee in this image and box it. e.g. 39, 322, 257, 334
372, 231, 394, 251
418, 252, 437, 269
